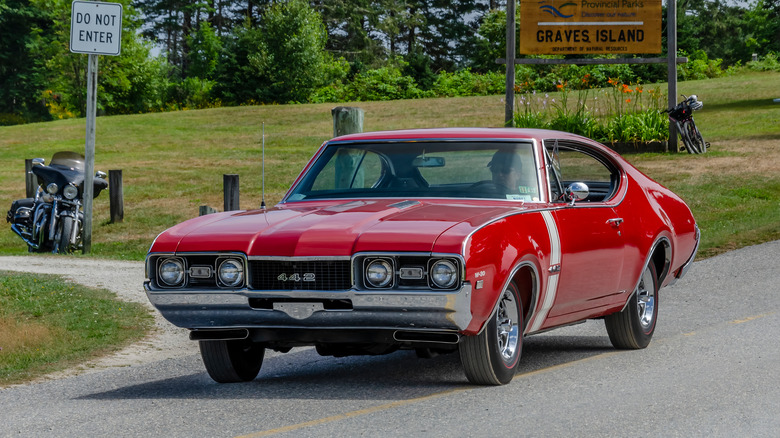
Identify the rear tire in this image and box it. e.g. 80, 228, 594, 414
605, 263, 659, 349
459, 281, 523, 385
680, 119, 705, 154
199, 340, 265, 383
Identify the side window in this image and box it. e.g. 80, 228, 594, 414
545, 141, 619, 203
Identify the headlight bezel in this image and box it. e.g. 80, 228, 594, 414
217, 257, 245, 288
364, 257, 395, 289
63, 184, 79, 200
157, 257, 185, 287
428, 258, 459, 290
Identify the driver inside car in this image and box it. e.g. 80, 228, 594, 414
487, 149, 538, 201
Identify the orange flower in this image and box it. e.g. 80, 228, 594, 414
626, 98, 631, 103
556, 83, 564, 89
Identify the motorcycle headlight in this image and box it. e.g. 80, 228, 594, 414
63, 185, 78, 200
46, 183, 59, 195
365, 259, 393, 288
217, 259, 244, 288
430, 259, 458, 289
158, 258, 185, 287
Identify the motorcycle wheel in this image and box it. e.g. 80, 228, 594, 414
55, 216, 75, 254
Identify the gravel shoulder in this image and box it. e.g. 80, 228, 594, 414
0, 255, 197, 381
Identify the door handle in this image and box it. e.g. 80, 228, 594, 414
607, 218, 624, 227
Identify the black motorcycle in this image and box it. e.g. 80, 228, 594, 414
6, 151, 108, 254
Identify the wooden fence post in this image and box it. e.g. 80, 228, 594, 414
331, 106, 364, 137
25, 159, 36, 198
109, 169, 123, 223
199, 205, 218, 216
224, 174, 239, 211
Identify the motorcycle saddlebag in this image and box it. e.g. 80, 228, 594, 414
7, 198, 35, 223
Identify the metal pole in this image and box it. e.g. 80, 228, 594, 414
667, 0, 678, 153
83, 53, 98, 253
505, 0, 516, 126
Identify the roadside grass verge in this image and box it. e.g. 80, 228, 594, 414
0, 271, 153, 386
0, 70, 778, 260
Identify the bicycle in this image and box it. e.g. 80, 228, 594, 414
667, 94, 707, 154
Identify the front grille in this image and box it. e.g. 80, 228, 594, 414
249, 259, 352, 291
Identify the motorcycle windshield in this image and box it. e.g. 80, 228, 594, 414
50, 151, 85, 171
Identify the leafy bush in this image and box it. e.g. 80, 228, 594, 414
0, 113, 27, 126
679, 50, 726, 80
342, 65, 432, 101
746, 52, 780, 71
432, 69, 504, 97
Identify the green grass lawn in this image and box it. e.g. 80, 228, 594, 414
0, 271, 152, 386
1, 70, 779, 259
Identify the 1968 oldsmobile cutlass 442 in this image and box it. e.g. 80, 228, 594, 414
145, 128, 699, 385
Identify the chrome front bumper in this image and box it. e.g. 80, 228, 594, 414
144, 282, 473, 332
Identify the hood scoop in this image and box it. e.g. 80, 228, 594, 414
388, 200, 421, 210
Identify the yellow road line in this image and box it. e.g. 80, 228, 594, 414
237, 310, 775, 437
237, 350, 621, 438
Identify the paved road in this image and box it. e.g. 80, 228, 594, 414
1, 240, 779, 437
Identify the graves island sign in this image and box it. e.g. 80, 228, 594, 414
520, 0, 662, 54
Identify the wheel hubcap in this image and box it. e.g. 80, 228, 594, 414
636, 267, 656, 329
496, 289, 520, 363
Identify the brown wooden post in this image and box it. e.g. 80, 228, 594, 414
224, 174, 239, 211
331, 106, 364, 137
331, 107, 365, 189
108, 169, 124, 223
199, 205, 218, 216
24, 159, 36, 198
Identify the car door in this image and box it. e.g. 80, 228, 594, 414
544, 140, 627, 320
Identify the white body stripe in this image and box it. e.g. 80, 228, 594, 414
528, 211, 562, 333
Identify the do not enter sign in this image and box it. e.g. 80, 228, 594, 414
70, 1, 123, 56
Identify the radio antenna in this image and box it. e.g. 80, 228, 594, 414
261, 123, 266, 209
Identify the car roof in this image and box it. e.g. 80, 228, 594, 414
330, 127, 591, 143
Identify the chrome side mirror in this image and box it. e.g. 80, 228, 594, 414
32, 158, 45, 166
565, 182, 589, 206
95, 171, 107, 179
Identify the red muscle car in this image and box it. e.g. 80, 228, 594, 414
145, 128, 699, 385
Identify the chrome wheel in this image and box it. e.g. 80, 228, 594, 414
496, 289, 520, 364
460, 281, 524, 385
636, 267, 656, 330
605, 263, 659, 349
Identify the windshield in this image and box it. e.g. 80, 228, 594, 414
286, 141, 540, 202
50, 151, 85, 171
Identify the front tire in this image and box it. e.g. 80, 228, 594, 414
680, 119, 706, 154
459, 281, 524, 385
605, 263, 659, 349
54, 216, 75, 254
199, 340, 265, 383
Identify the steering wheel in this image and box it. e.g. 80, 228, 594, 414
469, 180, 509, 193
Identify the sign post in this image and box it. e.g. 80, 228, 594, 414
69, 0, 122, 253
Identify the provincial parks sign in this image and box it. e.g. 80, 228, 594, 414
519, 0, 662, 55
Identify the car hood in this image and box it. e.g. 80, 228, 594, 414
151, 199, 535, 257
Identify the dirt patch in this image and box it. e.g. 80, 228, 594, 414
635, 139, 780, 178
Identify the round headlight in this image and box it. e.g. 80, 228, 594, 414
63, 184, 78, 200
218, 259, 244, 287
159, 258, 184, 286
430, 260, 458, 289
46, 183, 59, 195
366, 259, 393, 288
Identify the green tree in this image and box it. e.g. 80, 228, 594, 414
0, 0, 56, 122
252, 0, 330, 103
